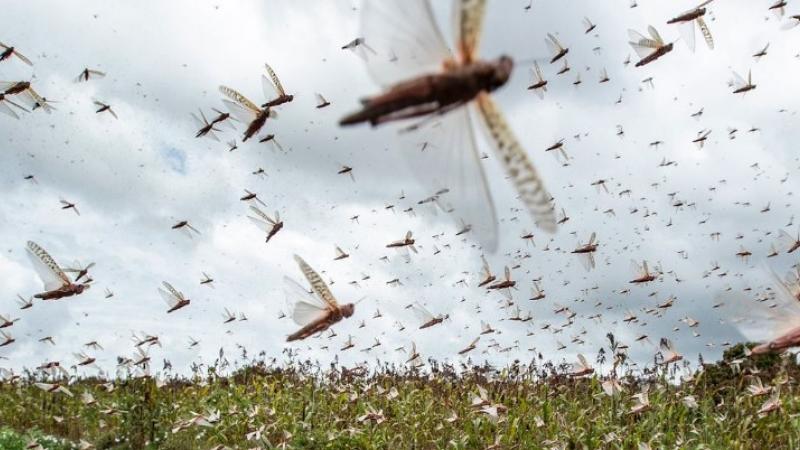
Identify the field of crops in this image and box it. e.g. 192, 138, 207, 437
1, 344, 799, 450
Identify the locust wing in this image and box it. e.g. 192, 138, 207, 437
696, 17, 714, 49
26, 241, 70, 291
454, 0, 487, 64
293, 255, 338, 310
219, 85, 260, 122
263, 63, 287, 98
628, 29, 660, 58
158, 281, 184, 308
475, 93, 556, 232
248, 205, 276, 232
397, 106, 500, 251
284, 276, 329, 327
359, 0, 452, 87
722, 274, 800, 343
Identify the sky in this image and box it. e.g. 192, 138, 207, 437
0, 0, 799, 378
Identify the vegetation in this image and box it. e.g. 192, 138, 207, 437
2, 343, 799, 450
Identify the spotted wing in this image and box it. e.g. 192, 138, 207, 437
359, 0, 452, 88
264, 63, 286, 97
696, 17, 714, 49
293, 255, 338, 310
219, 86, 260, 123
454, 0, 487, 64
284, 276, 329, 326
26, 241, 70, 291
475, 93, 557, 233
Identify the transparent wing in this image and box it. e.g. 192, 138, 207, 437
534, 61, 544, 81
630, 259, 643, 276
628, 30, 659, 58
0, 81, 20, 91
412, 302, 435, 323
26, 241, 69, 291
647, 25, 664, 45
335, 246, 347, 258
731, 71, 747, 90
577, 253, 594, 272
162, 281, 184, 301
480, 255, 492, 278
722, 285, 800, 342
221, 99, 257, 123
191, 112, 206, 129
284, 276, 329, 326
629, 42, 655, 59
24, 88, 53, 113
395, 105, 499, 251
359, 0, 452, 87
775, 268, 800, 304
676, 22, 696, 53
546, 33, 563, 52
248, 206, 275, 232
776, 229, 798, 252
13, 50, 33, 66
545, 37, 559, 58
248, 216, 271, 233
158, 287, 178, 308
454, 0, 487, 64
628, 30, 656, 47
475, 93, 557, 233
0, 101, 20, 119
293, 255, 338, 309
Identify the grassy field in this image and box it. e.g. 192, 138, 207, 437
1, 344, 799, 450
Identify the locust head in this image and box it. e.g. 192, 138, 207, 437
340, 303, 355, 318
490, 55, 514, 89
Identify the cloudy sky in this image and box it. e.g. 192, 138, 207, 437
1, 0, 798, 377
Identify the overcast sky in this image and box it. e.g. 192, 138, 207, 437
1, 0, 799, 377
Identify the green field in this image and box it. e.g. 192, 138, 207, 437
1, 344, 798, 450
